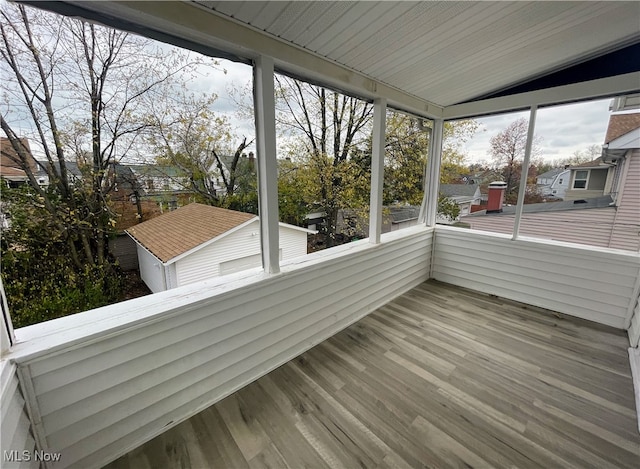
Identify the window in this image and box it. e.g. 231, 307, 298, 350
558, 178, 563, 184
573, 170, 589, 189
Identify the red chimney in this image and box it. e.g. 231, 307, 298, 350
487, 181, 507, 213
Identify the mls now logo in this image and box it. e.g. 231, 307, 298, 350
3, 450, 62, 462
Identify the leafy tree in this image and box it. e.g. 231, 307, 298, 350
275, 75, 373, 246
437, 193, 461, 221
148, 91, 255, 210
489, 118, 541, 202
0, 183, 123, 327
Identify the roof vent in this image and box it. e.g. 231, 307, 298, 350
573, 199, 587, 204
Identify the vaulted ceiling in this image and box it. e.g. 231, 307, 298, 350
19, 1, 640, 117
197, 1, 640, 107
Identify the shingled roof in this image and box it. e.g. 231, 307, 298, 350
126, 203, 256, 263
605, 113, 640, 144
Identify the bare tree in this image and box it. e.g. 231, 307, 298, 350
489, 118, 541, 199
275, 75, 374, 246
1, 3, 207, 267
147, 91, 254, 206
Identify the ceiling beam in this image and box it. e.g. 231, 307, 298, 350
25, 0, 442, 119
443, 72, 640, 120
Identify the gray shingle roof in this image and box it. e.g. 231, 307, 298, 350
439, 184, 479, 198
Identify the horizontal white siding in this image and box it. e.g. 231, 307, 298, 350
279, 226, 308, 260
10, 227, 432, 469
136, 245, 166, 293
0, 361, 38, 469
176, 221, 260, 285
432, 226, 640, 329
175, 221, 308, 286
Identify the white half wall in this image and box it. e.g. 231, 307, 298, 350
0, 361, 38, 469
8, 227, 432, 469
432, 226, 640, 329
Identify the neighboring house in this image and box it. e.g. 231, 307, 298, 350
127, 164, 193, 211
336, 205, 421, 238
1, 137, 37, 187
536, 167, 570, 199
35, 160, 83, 187
462, 110, 640, 251
127, 203, 315, 292
439, 184, 482, 218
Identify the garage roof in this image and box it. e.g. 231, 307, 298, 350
126, 204, 256, 263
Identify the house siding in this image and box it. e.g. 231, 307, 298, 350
137, 246, 166, 294
432, 226, 640, 329
15, 228, 432, 469
610, 151, 640, 251
175, 221, 308, 287
1, 361, 38, 469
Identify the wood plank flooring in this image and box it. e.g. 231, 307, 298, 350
105, 280, 640, 468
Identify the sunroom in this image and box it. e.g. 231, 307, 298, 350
1, 2, 640, 468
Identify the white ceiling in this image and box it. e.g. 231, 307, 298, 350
196, 1, 640, 107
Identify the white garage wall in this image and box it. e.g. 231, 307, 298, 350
136, 245, 166, 294
175, 221, 309, 287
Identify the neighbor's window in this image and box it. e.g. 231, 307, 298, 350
573, 170, 589, 189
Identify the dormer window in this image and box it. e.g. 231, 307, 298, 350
573, 170, 589, 189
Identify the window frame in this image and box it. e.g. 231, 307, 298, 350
572, 169, 590, 190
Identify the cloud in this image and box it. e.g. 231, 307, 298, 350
463, 99, 611, 163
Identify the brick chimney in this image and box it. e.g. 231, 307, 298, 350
248, 152, 255, 169
487, 181, 507, 213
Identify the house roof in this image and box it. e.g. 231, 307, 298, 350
605, 113, 640, 143
36, 160, 83, 179
127, 164, 189, 178
569, 157, 609, 170
536, 168, 566, 180
127, 203, 256, 263
464, 195, 614, 218
1, 137, 37, 177
439, 184, 480, 198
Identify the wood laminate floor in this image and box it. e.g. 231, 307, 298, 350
105, 280, 640, 469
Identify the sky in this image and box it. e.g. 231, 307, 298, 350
460, 99, 612, 164
1, 2, 616, 169
207, 57, 614, 166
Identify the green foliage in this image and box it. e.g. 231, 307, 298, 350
437, 193, 461, 221
1, 183, 123, 328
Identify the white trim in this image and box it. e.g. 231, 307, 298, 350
628, 347, 640, 433
571, 169, 591, 190
425, 119, 444, 227
512, 106, 537, 240
254, 55, 280, 274
1, 278, 15, 354
608, 129, 640, 150
369, 98, 386, 244
443, 72, 640, 120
